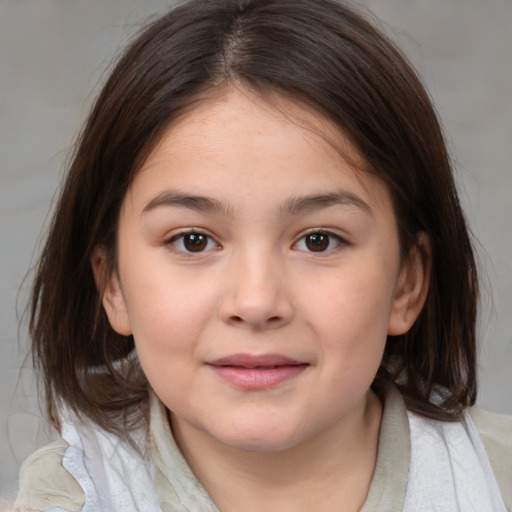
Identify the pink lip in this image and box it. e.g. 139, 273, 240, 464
207, 354, 309, 390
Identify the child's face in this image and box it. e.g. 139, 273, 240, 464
99, 89, 426, 453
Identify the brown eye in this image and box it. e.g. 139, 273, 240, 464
305, 233, 330, 252
183, 233, 208, 252
168, 232, 218, 253
294, 231, 343, 253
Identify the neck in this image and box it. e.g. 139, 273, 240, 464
171, 391, 383, 512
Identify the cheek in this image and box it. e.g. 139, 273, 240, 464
125, 281, 215, 401
302, 254, 397, 377
309, 266, 396, 335
121, 265, 218, 361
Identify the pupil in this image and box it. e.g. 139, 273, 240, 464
184, 234, 207, 252
306, 233, 329, 252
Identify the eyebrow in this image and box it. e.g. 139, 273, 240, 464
280, 190, 372, 217
142, 191, 233, 216
142, 189, 372, 217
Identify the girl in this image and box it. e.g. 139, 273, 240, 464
14, 0, 512, 510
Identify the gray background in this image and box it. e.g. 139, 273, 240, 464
1, 0, 511, 500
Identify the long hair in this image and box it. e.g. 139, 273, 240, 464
30, 0, 478, 436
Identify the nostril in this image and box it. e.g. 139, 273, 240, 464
228, 315, 282, 325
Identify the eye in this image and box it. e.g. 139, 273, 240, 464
293, 231, 344, 253
167, 232, 219, 253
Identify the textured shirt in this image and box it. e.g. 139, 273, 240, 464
13, 387, 512, 511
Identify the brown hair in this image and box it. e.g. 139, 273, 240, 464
30, 0, 478, 436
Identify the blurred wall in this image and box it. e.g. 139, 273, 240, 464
1, 0, 511, 499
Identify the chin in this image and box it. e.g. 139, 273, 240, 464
223, 437, 297, 453
212, 423, 301, 453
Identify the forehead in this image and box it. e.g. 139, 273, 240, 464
145, 88, 359, 166
128, 88, 392, 215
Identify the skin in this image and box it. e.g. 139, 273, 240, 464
94, 88, 430, 512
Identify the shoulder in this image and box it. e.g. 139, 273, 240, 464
470, 407, 512, 450
470, 407, 512, 510
13, 438, 84, 512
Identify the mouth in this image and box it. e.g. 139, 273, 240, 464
206, 354, 309, 390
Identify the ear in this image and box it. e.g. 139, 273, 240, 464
387, 232, 431, 336
90, 246, 132, 336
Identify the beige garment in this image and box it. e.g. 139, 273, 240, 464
13, 439, 84, 511
13, 388, 512, 511
471, 407, 512, 508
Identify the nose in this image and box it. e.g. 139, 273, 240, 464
218, 249, 294, 330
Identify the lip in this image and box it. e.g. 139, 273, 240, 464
207, 353, 309, 390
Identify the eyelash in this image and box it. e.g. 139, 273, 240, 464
292, 230, 347, 253
164, 230, 220, 254
164, 229, 347, 255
